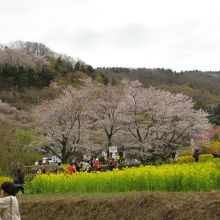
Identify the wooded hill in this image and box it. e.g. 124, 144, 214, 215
96, 67, 220, 99
0, 41, 108, 109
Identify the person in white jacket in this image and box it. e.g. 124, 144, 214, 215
0, 182, 21, 220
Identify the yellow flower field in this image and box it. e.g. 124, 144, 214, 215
26, 160, 220, 194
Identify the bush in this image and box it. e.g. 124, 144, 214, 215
210, 140, 220, 154
178, 154, 213, 163
0, 177, 13, 186
180, 149, 194, 156
195, 141, 210, 154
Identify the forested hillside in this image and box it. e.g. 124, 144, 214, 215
0, 41, 108, 109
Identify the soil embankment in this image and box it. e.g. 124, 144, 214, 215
18, 191, 220, 220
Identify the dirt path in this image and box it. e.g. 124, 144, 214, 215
18, 191, 220, 220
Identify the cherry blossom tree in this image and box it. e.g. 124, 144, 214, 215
0, 47, 48, 69
88, 83, 125, 147
121, 80, 211, 162
0, 99, 18, 123
0, 100, 16, 115
35, 85, 93, 163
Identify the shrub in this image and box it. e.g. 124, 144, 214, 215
0, 177, 13, 186
178, 154, 213, 163
195, 141, 210, 154
210, 140, 220, 153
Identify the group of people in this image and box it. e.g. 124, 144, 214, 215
66, 158, 104, 174
65, 157, 121, 174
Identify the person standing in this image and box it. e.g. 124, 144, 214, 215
193, 148, 200, 162
0, 182, 21, 220
13, 169, 25, 194
66, 162, 76, 174
55, 162, 64, 173
94, 158, 102, 171
171, 150, 178, 164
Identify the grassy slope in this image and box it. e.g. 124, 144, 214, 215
18, 191, 220, 220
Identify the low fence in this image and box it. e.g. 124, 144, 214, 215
23, 165, 57, 180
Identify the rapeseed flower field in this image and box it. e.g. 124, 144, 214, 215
26, 160, 220, 194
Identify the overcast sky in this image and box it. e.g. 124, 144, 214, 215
1, 0, 220, 71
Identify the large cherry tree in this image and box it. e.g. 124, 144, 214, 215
121, 80, 211, 161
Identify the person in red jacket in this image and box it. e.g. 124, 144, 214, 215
66, 162, 76, 174
94, 158, 102, 171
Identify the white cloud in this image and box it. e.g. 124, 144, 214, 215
1, 0, 220, 71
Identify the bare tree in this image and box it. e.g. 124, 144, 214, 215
8, 41, 54, 58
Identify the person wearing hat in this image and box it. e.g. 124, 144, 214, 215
0, 182, 21, 220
